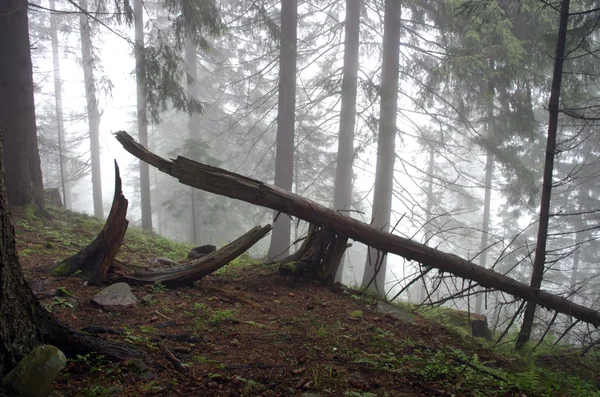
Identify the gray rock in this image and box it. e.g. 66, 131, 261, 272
2, 345, 66, 397
375, 301, 415, 325
91, 282, 138, 309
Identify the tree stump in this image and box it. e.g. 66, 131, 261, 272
51, 161, 128, 285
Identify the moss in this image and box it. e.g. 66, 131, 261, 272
51, 261, 72, 276
23, 204, 38, 222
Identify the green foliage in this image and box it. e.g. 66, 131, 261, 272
349, 310, 363, 319
71, 353, 108, 373
123, 227, 193, 261
150, 281, 168, 293
209, 308, 238, 325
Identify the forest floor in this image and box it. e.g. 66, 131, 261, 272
11, 205, 600, 397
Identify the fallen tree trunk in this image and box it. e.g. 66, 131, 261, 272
50, 161, 129, 285
115, 131, 600, 327
116, 225, 272, 287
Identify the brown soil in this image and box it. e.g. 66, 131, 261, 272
11, 207, 600, 397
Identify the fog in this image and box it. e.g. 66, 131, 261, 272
23, 0, 600, 343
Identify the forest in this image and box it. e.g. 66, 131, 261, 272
1, 0, 600, 395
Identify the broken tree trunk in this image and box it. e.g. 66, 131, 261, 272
51, 161, 128, 285
115, 131, 600, 327
279, 224, 348, 283
116, 225, 271, 288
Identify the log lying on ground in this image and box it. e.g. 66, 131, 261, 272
116, 225, 272, 288
50, 162, 129, 285
115, 131, 600, 327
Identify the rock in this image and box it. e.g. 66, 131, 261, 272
91, 282, 138, 309
2, 345, 67, 397
188, 244, 217, 260
375, 301, 415, 325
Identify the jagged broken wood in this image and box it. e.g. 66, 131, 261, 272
115, 225, 272, 288
50, 161, 129, 285
279, 224, 348, 283
115, 131, 600, 327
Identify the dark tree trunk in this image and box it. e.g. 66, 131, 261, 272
362, 0, 401, 293
79, 0, 104, 219
0, 129, 45, 375
268, 0, 298, 260
0, 0, 44, 209
49, 162, 128, 285
516, 0, 570, 350
333, 0, 361, 282
134, 0, 153, 231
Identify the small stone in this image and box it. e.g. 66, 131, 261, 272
91, 282, 138, 309
2, 345, 67, 397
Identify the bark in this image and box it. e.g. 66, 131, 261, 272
279, 224, 348, 283
79, 0, 104, 219
116, 225, 271, 287
362, 0, 401, 293
268, 0, 297, 260
134, 0, 153, 231
333, 0, 361, 283
50, 162, 128, 285
0, 0, 45, 209
0, 128, 44, 374
116, 130, 600, 328
49, 0, 69, 209
516, 0, 570, 349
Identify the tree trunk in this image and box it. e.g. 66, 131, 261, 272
115, 130, 600, 328
333, 0, 361, 283
79, 0, 104, 219
516, 0, 570, 350
117, 225, 271, 287
134, 0, 153, 231
362, 0, 401, 293
49, 0, 70, 209
267, 0, 298, 260
47, 162, 128, 286
475, 93, 495, 314
0, 129, 45, 375
0, 0, 44, 209
419, 142, 436, 303
185, 37, 202, 244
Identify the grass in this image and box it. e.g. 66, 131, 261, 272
13, 206, 600, 397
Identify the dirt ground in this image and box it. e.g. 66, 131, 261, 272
12, 207, 600, 397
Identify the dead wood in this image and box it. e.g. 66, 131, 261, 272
115, 224, 272, 288
278, 224, 347, 283
115, 131, 600, 327
50, 161, 129, 285
159, 343, 189, 374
